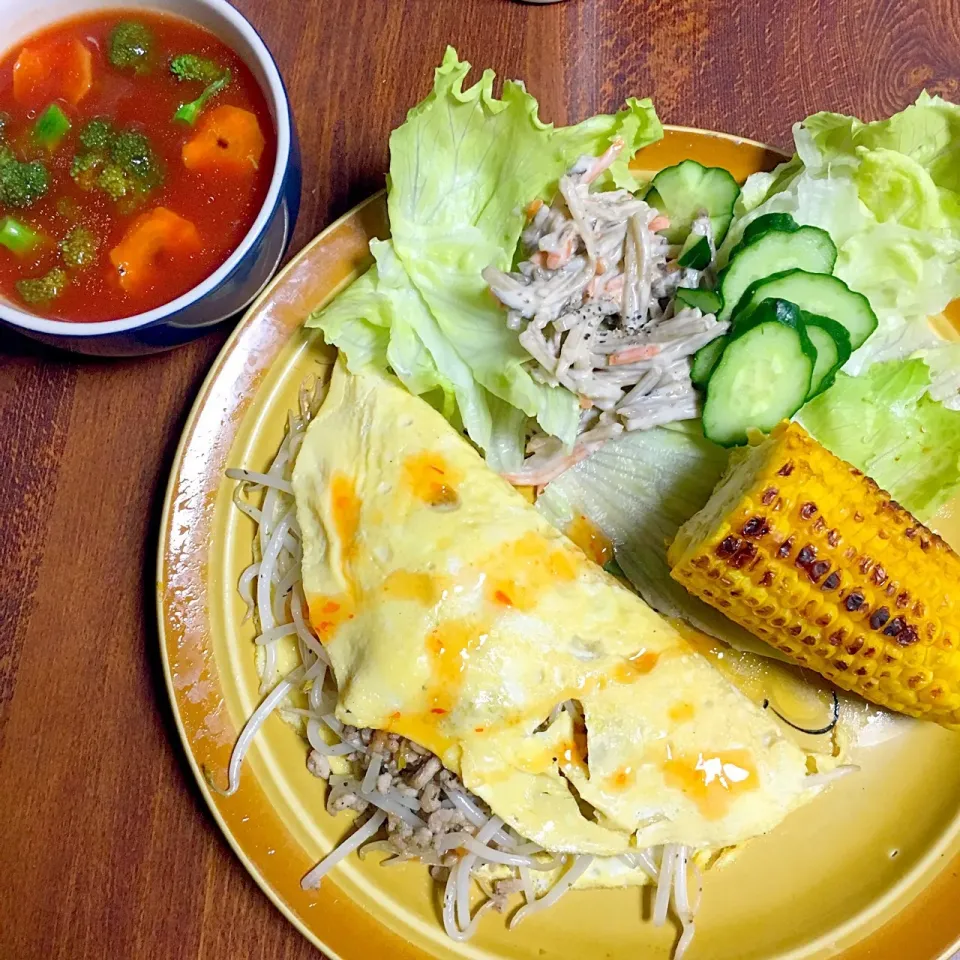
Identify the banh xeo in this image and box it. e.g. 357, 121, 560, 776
224, 49, 960, 958
0, 12, 274, 321
226, 365, 863, 958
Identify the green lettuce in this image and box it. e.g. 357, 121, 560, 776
308, 47, 663, 457
798, 358, 960, 522
918, 340, 960, 410
723, 92, 960, 375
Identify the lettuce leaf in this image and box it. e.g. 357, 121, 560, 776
798, 358, 960, 522
308, 47, 663, 456
917, 340, 960, 410
315, 238, 493, 441
723, 92, 960, 377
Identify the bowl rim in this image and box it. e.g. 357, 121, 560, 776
1, 0, 293, 339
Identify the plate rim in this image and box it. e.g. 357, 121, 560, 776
155, 125, 960, 960
156, 188, 389, 960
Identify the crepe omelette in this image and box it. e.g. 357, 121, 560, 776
292, 362, 827, 856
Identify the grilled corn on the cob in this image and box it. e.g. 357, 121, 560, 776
668, 421, 960, 728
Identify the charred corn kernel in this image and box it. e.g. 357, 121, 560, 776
668, 421, 960, 728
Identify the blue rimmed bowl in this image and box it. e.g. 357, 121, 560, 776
0, 0, 301, 356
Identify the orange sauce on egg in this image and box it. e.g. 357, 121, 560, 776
566, 513, 614, 567
330, 473, 361, 552
607, 765, 637, 791
663, 749, 758, 819
381, 569, 448, 605
425, 617, 490, 716
483, 531, 577, 611
382, 712, 458, 762
403, 451, 462, 508
380, 616, 489, 758
306, 472, 362, 645
668, 702, 696, 723
306, 593, 356, 644
507, 735, 589, 779
557, 730, 589, 776
611, 650, 660, 684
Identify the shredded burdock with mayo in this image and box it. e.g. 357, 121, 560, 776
483, 142, 729, 485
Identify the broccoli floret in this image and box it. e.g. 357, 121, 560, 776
0, 147, 49, 208
79, 118, 115, 151
169, 54, 224, 85
16, 267, 67, 305
70, 151, 102, 191
70, 124, 163, 199
96, 163, 136, 200
56, 196, 81, 219
111, 130, 160, 186
59, 225, 99, 268
108, 22, 153, 74
174, 70, 231, 126
169, 54, 231, 125
0, 217, 42, 256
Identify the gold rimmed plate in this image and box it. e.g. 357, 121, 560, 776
157, 127, 960, 960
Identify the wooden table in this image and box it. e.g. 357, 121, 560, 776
1, 0, 957, 956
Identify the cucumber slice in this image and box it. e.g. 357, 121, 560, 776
718, 226, 838, 322
702, 299, 815, 446
732, 269, 878, 349
645, 160, 740, 246
804, 325, 839, 400
678, 232, 711, 269
691, 336, 727, 385
801, 311, 852, 398
738, 212, 800, 247
676, 287, 722, 314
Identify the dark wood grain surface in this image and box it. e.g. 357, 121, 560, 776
1, 1, 958, 956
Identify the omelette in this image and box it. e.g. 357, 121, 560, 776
292, 362, 828, 857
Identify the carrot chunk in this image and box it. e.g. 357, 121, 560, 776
182, 105, 266, 175
13, 38, 93, 108
109, 207, 202, 294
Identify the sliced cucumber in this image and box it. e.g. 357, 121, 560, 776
676, 287, 722, 314
732, 269, 878, 349
645, 160, 740, 246
738, 212, 800, 248
702, 299, 815, 446
718, 226, 838, 322
801, 311, 851, 398
804, 325, 840, 400
678, 232, 711, 269
691, 336, 726, 384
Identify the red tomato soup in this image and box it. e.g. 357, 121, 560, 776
0, 11, 276, 322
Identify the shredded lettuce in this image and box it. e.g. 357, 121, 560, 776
307, 47, 663, 457
723, 92, 960, 376
798, 358, 960, 523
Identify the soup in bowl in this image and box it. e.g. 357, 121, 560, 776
0, 0, 300, 354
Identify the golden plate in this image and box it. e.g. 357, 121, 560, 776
158, 127, 960, 960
